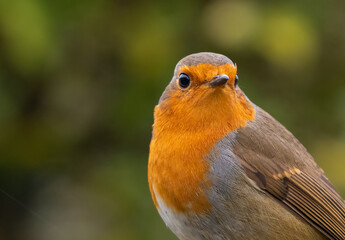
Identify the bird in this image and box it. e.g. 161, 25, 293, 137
147, 52, 345, 240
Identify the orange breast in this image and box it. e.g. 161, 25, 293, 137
148, 63, 255, 214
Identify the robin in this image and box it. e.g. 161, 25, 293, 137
148, 52, 345, 240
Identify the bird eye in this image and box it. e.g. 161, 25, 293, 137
234, 75, 239, 87
178, 73, 191, 89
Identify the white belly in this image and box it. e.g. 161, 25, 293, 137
152, 185, 202, 240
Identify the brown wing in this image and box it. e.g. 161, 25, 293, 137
233, 106, 345, 240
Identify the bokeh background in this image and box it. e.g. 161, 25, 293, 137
0, 0, 344, 239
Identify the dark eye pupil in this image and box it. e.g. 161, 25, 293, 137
234, 75, 239, 87
179, 73, 190, 89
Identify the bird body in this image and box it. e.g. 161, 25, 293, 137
148, 52, 345, 240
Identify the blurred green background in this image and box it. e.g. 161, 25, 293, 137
0, 0, 344, 239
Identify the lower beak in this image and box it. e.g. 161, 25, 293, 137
209, 74, 229, 88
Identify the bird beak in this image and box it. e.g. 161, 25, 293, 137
208, 74, 229, 88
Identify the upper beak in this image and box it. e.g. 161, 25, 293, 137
209, 74, 229, 88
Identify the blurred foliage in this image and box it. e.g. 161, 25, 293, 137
0, 0, 344, 239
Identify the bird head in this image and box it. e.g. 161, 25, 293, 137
154, 52, 255, 134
